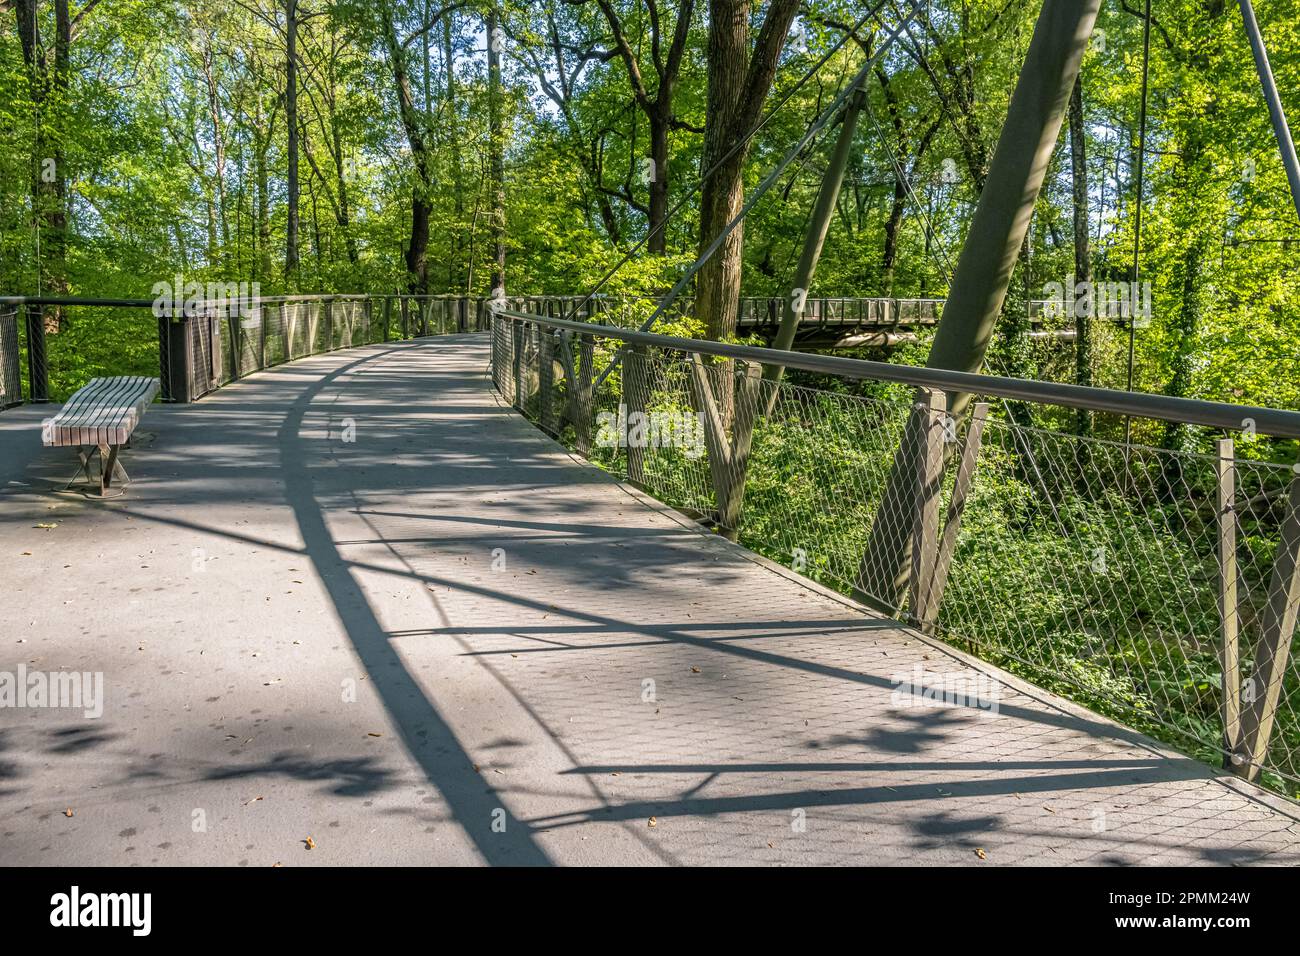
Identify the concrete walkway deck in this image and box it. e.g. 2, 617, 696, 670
1, 335, 1298, 866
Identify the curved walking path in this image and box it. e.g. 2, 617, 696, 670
1, 334, 1297, 866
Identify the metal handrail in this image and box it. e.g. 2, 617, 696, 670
0, 293, 479, 308
496, 309, 1300, 440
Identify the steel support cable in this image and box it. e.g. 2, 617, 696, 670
1123, 0, 1152, 448
549, 1, 895, 330
861, 93, 958, 284
587, 1, 925, 391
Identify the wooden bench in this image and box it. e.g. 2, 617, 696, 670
41, 376, 160, 496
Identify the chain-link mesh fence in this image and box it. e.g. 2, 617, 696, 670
492, 310, 1300, 798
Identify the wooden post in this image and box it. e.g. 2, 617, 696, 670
1217, 438, 1244, 770
917, 402, 990, 632
909, 389, 947, 627
1238, 468, 1300, 780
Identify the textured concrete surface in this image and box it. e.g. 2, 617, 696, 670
1, 334, 1298, 867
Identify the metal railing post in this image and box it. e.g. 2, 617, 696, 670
1239, 468, 1300, 780
624, 344, 648, 484
538, 327, 557, 434
1217, 437, 1244, 771
226, 301, 240, 381
24, 303, 49, 402
511, 316, 524, 409
909, 388, 947, 627
573, 331, 594, 456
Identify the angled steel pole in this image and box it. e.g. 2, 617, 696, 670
761, 86, 868, 407
1238, 0, 1300, 226
857, 0, 1102, 612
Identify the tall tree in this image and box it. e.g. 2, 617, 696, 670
695, 0, 800, 342
12, 0, 94, 326
376, 0, 456, 293
588, 0, 696, 254
487, 3, 505, 295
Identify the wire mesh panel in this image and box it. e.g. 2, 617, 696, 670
0, 306, 22, 407
491, 311, 1300, 798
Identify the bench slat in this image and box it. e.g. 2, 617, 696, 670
44, 376, 159, 447
60, 377, 146, 446
72, 378, 152, 446
63, 377, 137, 447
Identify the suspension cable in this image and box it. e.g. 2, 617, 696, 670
1123, 0, 1152, 448
586, 1, 924, 390
548, 1, 896, 327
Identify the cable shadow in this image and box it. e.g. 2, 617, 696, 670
275, 343, 551, 865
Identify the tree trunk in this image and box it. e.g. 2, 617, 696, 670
285, 0, 300, 282
381, 1, 433, 293
695, 0, 752, 343
648, 108, 670, 255
695, 0, 799, 341
487, 5, 506, 295
256, 133, 271, 279
15, 0, 72, 329
882, 184, 906, 297
444, 13, 463, 291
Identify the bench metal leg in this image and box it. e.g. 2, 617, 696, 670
64, 444, 129, 496
98, 444, 128, 496
65, 446, 96, 491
